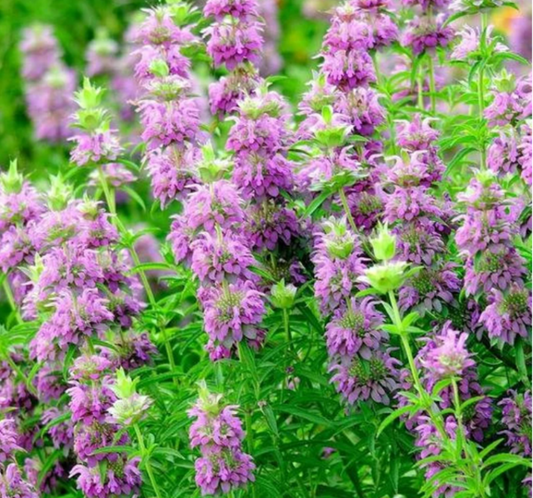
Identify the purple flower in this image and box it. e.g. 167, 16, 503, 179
399, 262, 461, 315
402, 15, 455, 55
464, 247, 526, 296
297, 146, 360, 192
232, 151, 293, 199
70, 354, 114, 382
227, 112, 287, 155
107, 331, 158, 371
334, 87, 385, 136
0, 181, 44, 234
34, 364, 66, 403
202, 280, 265, 357
485, 88, 532, 127
135, 7, 195, 47
70, 456, 141, 498
138, 97, 201, 150
191, 231, 257, 284
312, 219, 365, 313
20, 25, 60, 81
245, 201, 300, 251
69, 130, 122, 166
25, 66, 77, 142
204, 0, 258, 20
41, 407, 74, 450
325, 297, 385, 358
455, 174, 518, 255
519, 123, 532, 186
188, 390, 255, 495
323, 4, 374, 51
208, 70, 261, 118
86, 33, 119, 77
397, 115, 440, 152
186, 181, 245, 233
145, 145, 199, 207
73, 421, 129, 466
402, 0, 452, 8
488, 129, 521, 176
31, 289, 113, 362
67, 381, 116, 425
479, 284, 532, 345
420, 325, 475, 379
451, 25, 507, 61
0, 418, 23, 462
0, 463, 39, 498
204, 20, 263, 70
499, 390, 532, 457
133, 45, 190, 83
330, 350, 400, 405
352, 0, 391, 8
394, 221, 445, 266
321, 49, 376, 90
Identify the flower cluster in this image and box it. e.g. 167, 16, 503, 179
132, 5, 202, 207
204, 0, 264, 116
188, 385, 255, 495
20, 25, 76, 142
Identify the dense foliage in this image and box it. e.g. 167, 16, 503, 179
0, 1, 532, 497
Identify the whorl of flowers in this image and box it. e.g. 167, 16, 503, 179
20, 25, 76, 142
499, 390, 532, 457
203, 0, 264, 117
402, 14, 455, 55
69, 79, 123, 166
188, 384, 255, 495
131, 5, 201, 208
312, 218, 366, 314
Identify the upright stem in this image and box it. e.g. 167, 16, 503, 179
338, 188, 358, 235
98, 167, 178, 385
134, 424, 163, 498
417, 67, 425, 111
2, 276, 21, 324
245, 410, 257, 498
371, 51, 381, 88
427, 55, 437, 114
283, 308, 292, 350
478, 13, 488, 170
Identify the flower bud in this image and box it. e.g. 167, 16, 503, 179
108, 394, 152, 426
270, 280, 297, 309
369, 224, 396, 261
323, 218, 356, 259
0, 160, 24, 194
493, 69, 516, 94
111, 368, 138, 400
47, 175, 73, 211
358, 261, 410, 294
75, 78, 105, 110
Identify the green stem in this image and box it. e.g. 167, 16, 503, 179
417, 67, 425, 111
2, 276, 21, 324
478, 13, 488, 170
283, 308, 292, 351
371, 51, 381, 88
134, 424, 163, 498
245, 411, 257, 498
98, 167, 178, 385
427, 55, 437, 114
338, 188, 358, 235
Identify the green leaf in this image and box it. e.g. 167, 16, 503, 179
303, 190, 332, 218
376, 405, 413, 437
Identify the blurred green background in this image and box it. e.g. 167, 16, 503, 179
0, 0, 330, 168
